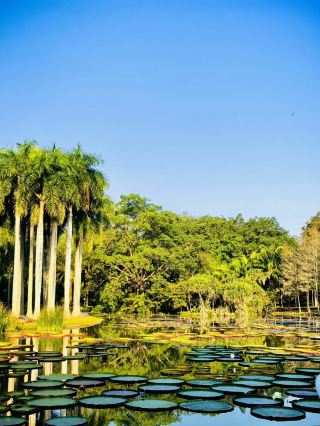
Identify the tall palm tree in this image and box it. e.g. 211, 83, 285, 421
0, 142, 36, 316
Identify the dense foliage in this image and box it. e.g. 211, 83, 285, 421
0, 142, 318, 323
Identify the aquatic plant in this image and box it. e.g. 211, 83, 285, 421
37, 307, 64, 332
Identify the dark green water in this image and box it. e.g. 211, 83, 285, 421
0, 317, 320, 426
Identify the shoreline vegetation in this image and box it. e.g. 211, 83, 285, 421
0, 142, 320, 333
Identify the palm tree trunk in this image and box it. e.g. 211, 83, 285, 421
33, 200, 45, 318
72, 229, 83, 316
20, 223, 25, 315
26, 224, 34, 317
64, 207, 73, 318
11, 208, 22, 317
47, 222, 58, 311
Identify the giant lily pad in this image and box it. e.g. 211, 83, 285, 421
179, 400, 234, 413
79, 396, 126, 408
10, 404, 38, 415
178, 390, 224, 399
296, 368, 320, 375
81, 373, 114, 380
213, 384, 254, 395
275, 373, 314, 381
23, 380, 63, 389
251, 407, 306, 421
30, 388, 77, 397
286, 389, 319, 398
292, 399, 320, 413
27, 397, 78, 409
44, 417, 87, 426
272, 380, 311, 388
233, 396, 283, 408
232, 380, 271, 389
102, 389, 139, 398
38, 374, 78, 382
110, 375, 148, 384
147, 378, 184, 385
186, 379, 222, 387
0, 417, 26, 426
125, 399, 178, 411
65, 379, 104, 388
138, 385, 180, 394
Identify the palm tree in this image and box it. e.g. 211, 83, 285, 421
0, 142, 36, 316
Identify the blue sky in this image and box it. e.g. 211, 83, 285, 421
0, 0, 319, 235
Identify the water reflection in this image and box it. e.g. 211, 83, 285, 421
0, 319, 320, 426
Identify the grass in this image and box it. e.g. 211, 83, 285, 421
0, 303, 17, 333
36, 307, 64, 332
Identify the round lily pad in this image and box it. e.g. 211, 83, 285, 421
0, 397, 9, 404
10, 404, 38, 415
213, 385, 255, 395
44, 417, 87, 426
147, 378, 184, 385
186, 379, 222, 387
286, 389, 319, 398
179, 400, 234, 413
81, 373, 114, 380
28, 397, 78, 409
37, 352, 62, 357
0, 417, 26, 426
296, 368, 320, 375
23, 380, 63, 389
38, 374, 78, 382
79, 396, 126, 408
292, 399, 320, 413
102, 389, 139, 398
138, 385, 180, 394
240, 375, 274, 381
11, 363, 42, 370
30, 388, 77, 397
232, 380, 272, 388
0, 408, 9, 415
110, 375, 148, 384
276, 373, 314, 381
188, 356, 216, 362
233, 396, 283, 408
65, 379, 104, 388
125, 399, 178, 411
251, 407, 306, 421
6, 391, 24, 398
178, 390, 224, 399
272, 380, 311, 388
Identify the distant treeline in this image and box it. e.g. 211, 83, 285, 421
0, 142, 318, 319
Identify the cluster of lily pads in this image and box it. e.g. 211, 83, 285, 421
0, 342, 320, 424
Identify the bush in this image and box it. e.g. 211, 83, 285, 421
0, 303, 17, 332
37, 307, 64, 332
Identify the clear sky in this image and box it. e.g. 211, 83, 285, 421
0, 0, 319, 235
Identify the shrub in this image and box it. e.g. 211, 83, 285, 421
37, 307, 64, 332
0, 303, 17, 333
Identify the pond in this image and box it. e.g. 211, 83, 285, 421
0, 316, 320, 426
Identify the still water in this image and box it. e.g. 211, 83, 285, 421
1, 317, 320, 426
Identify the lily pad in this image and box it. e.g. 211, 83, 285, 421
79, 396, 126, 408
102, 389, 139, 398
44, 417, 87, 426
27, 397, 78, 409
30, 388, 77, 397
138, 385, 181, 394
296, 368, 320, 375
286, 389, 319, 398
233, 396, 283, 408
239, 375, 275, 381
251, 407, 306, 421
178, 390, 224, 399
147, 378, 184, 385
125, 399, 178, 411
186, 379, 222, 387
38, 374, 78, 382
232, 380, 272, 388
179, 400, 234, 413
10, 404, 38, 415
23, 380, 63, 389
272, 380, 311, 388
0, 417, 26, 426
81, 373, 115, 380
213, 384, 255, 395
292, 399, 320, 413
110, 375, 148, 384
275, 373, 314, 381
65, 379, 104, 388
